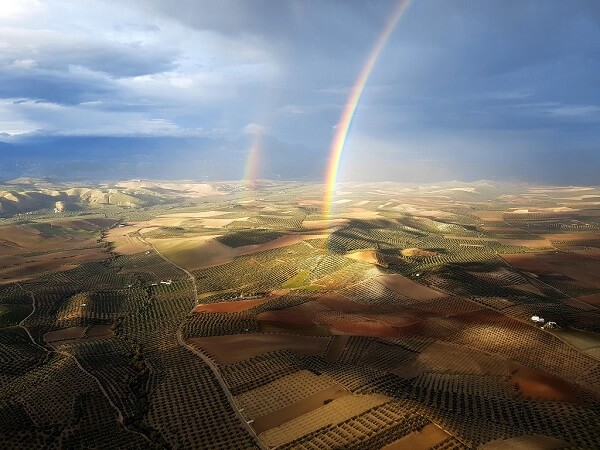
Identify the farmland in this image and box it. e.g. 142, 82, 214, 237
1, 179, 599, 448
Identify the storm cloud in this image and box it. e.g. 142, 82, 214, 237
1, 0, 599, 183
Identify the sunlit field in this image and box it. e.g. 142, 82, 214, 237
1, 180, 599, 448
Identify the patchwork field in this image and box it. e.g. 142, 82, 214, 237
1, 180, 599, 449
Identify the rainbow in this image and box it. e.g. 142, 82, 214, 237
323, 0, 411, 216
243, 133, 262, 190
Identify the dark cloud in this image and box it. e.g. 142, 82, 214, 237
0, 70, 116, 105
1, 35, 178, 78
2, 0, 600, 182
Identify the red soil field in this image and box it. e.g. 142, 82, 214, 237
578, 293, 600, 307
503, 252, 600, 286
544, 231, 599, 243
258, 299, 421, 339
536, 252, 600, 286
562, 297, 597, 311
510, 364, 579, 402
570, 247, 600, 258
368, 314, 421, 328
329, 319, 405, 338
500, 254, 553, 273
188, 333, 330, 364
375, 274, 444, 300
317, 294, 370, 313
257, 302, 326, 329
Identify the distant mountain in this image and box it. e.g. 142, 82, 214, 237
0, 181, 225, 217
1, 134, 597, 185
0, 135, 327, 182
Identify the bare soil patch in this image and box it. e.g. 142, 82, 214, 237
413, 341, 510, 376
0, 225, 52, 250
382, 423, 449, 450
157, 211, 227, 218
261, 323, 332, 336
569, 247, 600, 258
344, 208, 381, 220
44, 327, 86, 343
497, 238, 553, 248
544, 231, 599, 243
501, 254, 553, 273
259, 394, 389, 448
578, 293, 600, 306
105, 226, 151, 255
329, 319, 404, 338
296, 199, 324, 207
510, 364, 578, 402
480, 435, 568, 450
0, 224, 98, 256
345, 250, 380, 265
201, 217, 250, 228
0, 248, 107, 283
536, 253, 600, 286
375, 274, 444, 300
257, 302, 328, 330
258, 300, 419, 339
401, 248, 437, 257
85, 324, 114, 338
318, 295, 369, 314
188, 333, 330, 364
152, 233, 327, 271
251, 384, 348, 434
562, 297, 597, 311
475, 211, 505, 221
148, 236, 229, 270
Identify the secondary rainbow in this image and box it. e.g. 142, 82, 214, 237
323, 0, 411, 216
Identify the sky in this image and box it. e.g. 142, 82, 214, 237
1, 0, 600, 183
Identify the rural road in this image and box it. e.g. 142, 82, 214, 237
144, 236, 267, 449
16, 283, 152, 444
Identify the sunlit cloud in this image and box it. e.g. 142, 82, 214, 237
243, 123, 269, 135
0, 0, 45, 21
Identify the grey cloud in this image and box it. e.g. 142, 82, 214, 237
1, 29, 178, 77
2, 0, 600, 183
